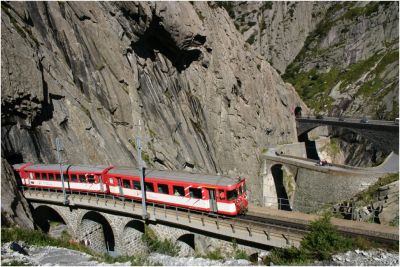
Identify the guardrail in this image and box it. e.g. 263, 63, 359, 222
296, 114, 399, 125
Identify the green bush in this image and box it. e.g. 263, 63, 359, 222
234, 249, 251, 261
205, 247, 224, 260
266, 214, 361, 264
142, 225, 179, 256
301, 214, 353, 260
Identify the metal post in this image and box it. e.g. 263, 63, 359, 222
56, 138, 69, 205
136, 120, 147, 220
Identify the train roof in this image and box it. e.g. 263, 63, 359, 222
14, 163, 243, 187
23, 164, 110, 173
108, 167, 242, 186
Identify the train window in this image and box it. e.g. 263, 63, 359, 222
34, 173, 40, 179
238, 186, 243, 196
87, 175, 95, 183
133, 181, 141, 190
173, 186, 184, 196
145, 182, 154, 192
157, 184, 169, 194
189, 188, 202, 199
218, 190, 226, 200
71, 174, 78, 182
123, 179, 131, 189
227, 190, 238, 200
55, 174, 61, 181
79, 175, 86, 182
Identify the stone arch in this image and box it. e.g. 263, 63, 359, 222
78, 211, 115, 254
270, 164, 292, 211
176, 233, 195, 257
33, 205, 68, 236
120, 220, 148, 256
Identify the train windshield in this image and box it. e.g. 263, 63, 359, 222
227, 189, 238, 200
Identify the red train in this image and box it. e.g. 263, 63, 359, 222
13, 163, 248, 216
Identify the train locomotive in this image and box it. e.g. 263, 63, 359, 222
13, 163, 248, 216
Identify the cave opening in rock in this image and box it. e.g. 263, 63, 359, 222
132, 16, 205, 72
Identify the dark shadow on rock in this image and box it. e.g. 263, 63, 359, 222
132, 16, 205, 72
298, 132, 320, 160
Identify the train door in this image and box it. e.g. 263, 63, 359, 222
117, 178, 123, 196
207, 189, 218, 213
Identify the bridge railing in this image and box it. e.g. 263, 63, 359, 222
296, 114, 399, 125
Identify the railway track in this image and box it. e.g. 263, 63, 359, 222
244, 205, 399, 246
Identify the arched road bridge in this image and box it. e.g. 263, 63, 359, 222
296, 116, 399, 154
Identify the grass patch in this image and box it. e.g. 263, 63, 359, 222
354, 173, 399, 206
205, 247, 224, 260
339, 53, 381, 89
142, 225, 179, 256
234, 249, 251, 261
2, 260, 31, 266
1, 227, 150, 265
1, 228, 92, 254
322, 138, 341, 157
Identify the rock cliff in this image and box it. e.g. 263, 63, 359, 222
225, 1, 330, 74
1, 157, 34, 229
227, 1, 398, 166
1, 0, 306, 221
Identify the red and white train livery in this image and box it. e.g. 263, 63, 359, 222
13, 163, 248, 216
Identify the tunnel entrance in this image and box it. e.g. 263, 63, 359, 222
270, 165, 292, 211
33, 206, 67, 236
294, 106, 302, 118
80, 211, 115, 254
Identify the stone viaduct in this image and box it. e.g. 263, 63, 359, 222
30, 202, 194, 256
24, 190, 302, 257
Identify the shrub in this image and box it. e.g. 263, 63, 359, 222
205, 247, 224, 260
234, 249, 251, 261
142, 225, 179, 256
266, 214, 361, 264
301, 214, 353, 260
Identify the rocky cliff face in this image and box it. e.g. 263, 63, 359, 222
226, 1, 330, 74
1, 157, 34, 229
227, 1, 398, 166
1, 1, 306, 214
283, 1, 399, 119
